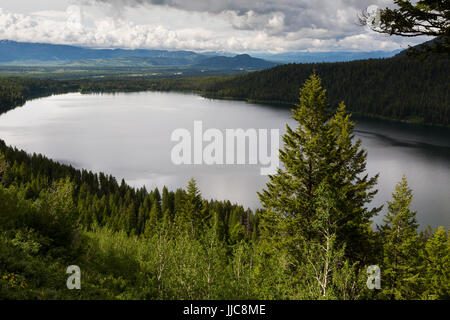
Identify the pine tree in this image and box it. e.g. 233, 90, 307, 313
329, 102, 380, 261
152, 188, 162, 215
34, 177, 78, 248
0, 152, 8, 183
173, 188, 185, 217
178, 178, 206, 237
162, 209, 172, 228
137, 205, 146, 234
144, 201, 159, 237
258, 74, 379, 264
161, 186, 170, 215
295, 181, 365, 299
125, 203, 136, 234
380, 175, 421, 299
421, 226, 449, 299
228, 206, 246, 244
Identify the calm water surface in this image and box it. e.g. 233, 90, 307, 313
0, 92, 449, 228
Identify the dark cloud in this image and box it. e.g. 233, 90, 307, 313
85, 0, 390, 34
1, 1, 419, 52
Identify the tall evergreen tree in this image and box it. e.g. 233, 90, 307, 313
178, 178, 206, 237
380, 175, 421, 299
258, 74, 379, 265
161, 187, 169, 211
421, 226, 449, 299
125, 203, 137, 234
0, 152, 8, 179
144, 202, 160, 237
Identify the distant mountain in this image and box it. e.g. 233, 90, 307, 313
65, 54, 278, 69
0, 40, 206, 64
65, 56, 207, 67
0, 40, 408, 70
200, 51, 236, 57
0, 40, 277, 70
195, 54, 279, 69
254, 50, 401, 63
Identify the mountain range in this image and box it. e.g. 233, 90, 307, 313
0, 40, 278, 70
253, 50, 402, 63
0, 40, 403, 69
0, 40, 206, 62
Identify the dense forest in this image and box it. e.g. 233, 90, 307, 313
0, 78, 78, 115
196, 55, 450, 126
0, 74, 448, 300
1, 54, 449, 126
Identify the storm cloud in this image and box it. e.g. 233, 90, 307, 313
86, 0, 390, 35
0, 0, 427, 52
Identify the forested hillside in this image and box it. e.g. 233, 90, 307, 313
194, 54, 279, 69
1, 54, 449, 126
0, 75, 448, 300
0, 78, 78, 114
197, 55, 450, 126
0, 139, 261, 299
75, 55, 450, 126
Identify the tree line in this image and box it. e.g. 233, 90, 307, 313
198, 55, 450, 126
0, 78, 78, 115
0, 74, 448, 299
1, 53, 449, 126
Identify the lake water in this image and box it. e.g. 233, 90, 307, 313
0, 92, 449, 229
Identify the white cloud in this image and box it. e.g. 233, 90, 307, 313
225, 10, 286, 35
31, 10, 69, 20
0, 1, 431, 53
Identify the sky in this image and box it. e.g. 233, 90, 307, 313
0, 0, 430, 53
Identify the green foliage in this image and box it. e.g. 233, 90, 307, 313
295, 235, 365, 300
421, 227, 450, 299
198, 56, 450, 126
380, 175, 421, 299
0, 182, 85, 299
177, 178, 207, 237
0, 145, 259, 299
0, 78, 78, 115
0, 74, 448, 300
256, 74, 381, 299
259, 74, 379, 262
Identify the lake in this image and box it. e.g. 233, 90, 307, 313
0, 92, 449, 229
